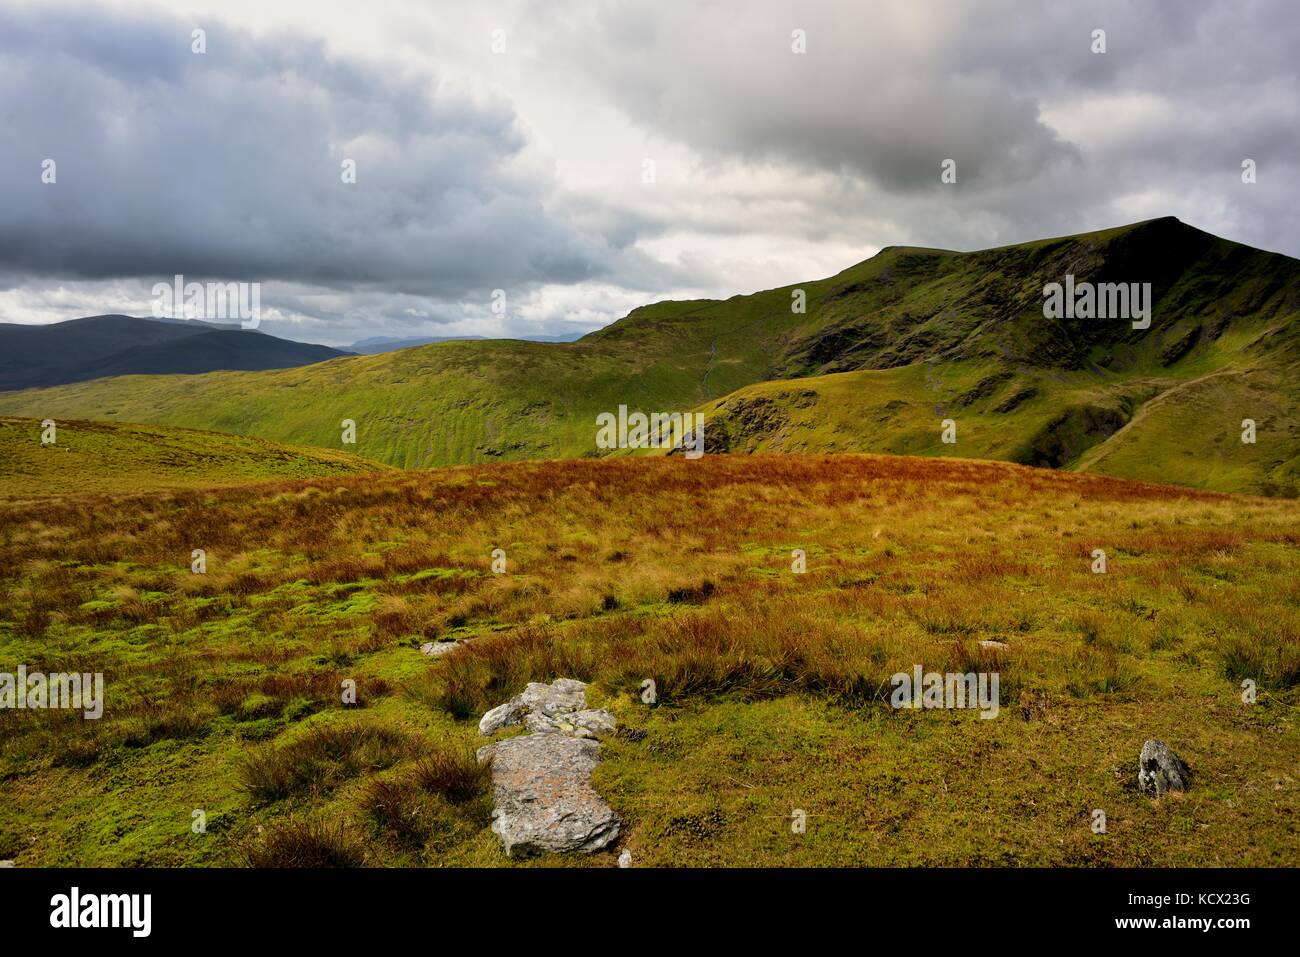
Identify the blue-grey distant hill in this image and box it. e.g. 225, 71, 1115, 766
0, 315, 350, 391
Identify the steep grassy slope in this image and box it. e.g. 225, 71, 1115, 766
1, 454, 1296, 866
1076, 366, 1299, 495
681, 350, 1299, 496
0, 417, 391, 497
0, 218, 1295, 490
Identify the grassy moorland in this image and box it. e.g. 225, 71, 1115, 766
1, 218, 1296, 494
0, 417, 391, 498
1, 452, 1296, 866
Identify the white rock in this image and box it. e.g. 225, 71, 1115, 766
518, 679, 587, 717
524, 707, 618, 738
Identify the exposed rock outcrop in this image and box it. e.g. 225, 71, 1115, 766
476, 733, 620, 857
476, 678, 620, 857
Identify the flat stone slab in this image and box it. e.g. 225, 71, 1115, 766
477, 733, 620, 858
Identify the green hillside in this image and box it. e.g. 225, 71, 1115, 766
1, 217, 1295, 492
678, 356, 1298, 496
0, 417, 392, 497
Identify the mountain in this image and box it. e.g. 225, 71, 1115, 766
1, 218, 1296, 493
0, 315, 351, 391
347, 332, 585, 354
0, 416, 391, 497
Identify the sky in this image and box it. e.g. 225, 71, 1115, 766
0, 0, 1296, 347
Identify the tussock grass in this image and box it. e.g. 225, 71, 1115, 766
409, 746, 492, 805
240, 724, 417, 803
359, 744, 492, 853
243, 819, 368, 868
360, 778, 436, 850
1, 452, 1297, 866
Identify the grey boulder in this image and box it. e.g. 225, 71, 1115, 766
476, 677, 622, 857
1138, 739, 1191, 796
476, 733, 620, 857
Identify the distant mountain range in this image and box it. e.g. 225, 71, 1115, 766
0, 315, 350, 391
2, 219, 1295, 494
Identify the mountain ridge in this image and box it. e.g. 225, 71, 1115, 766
1, 218, 1295, 494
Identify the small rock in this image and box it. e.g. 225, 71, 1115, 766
0, 860, 14, 868
979, 640, 1008, 650
420, 641, 460, 657
618, 849, 632, 868
566, 709, 618, 739
479, 698, 529, 736
477, 733, 620, 857
1138, 739, 1191, 796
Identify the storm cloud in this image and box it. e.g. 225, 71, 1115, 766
0, 0, 1296, 344
567, 0, 1300, 253
0, 4, 664, 313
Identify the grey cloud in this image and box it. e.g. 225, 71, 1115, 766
2, 0, 1298, 345
564, 0, 1300, 257
0, 5, 656, 299
571, 0, 1080, 193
